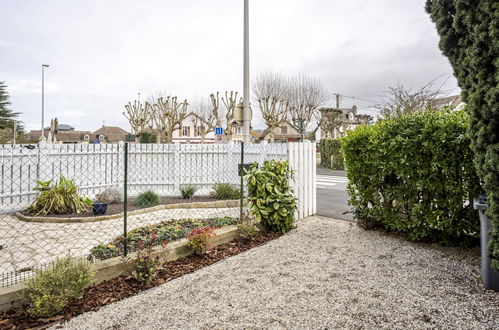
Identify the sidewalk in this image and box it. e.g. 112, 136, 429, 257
59, 217, 498, 329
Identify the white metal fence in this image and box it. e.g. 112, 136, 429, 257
0, 142, 317, 215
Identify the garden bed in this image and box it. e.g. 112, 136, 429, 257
20, 196, 219, 219
0, 231, 280, 330
88, 217, 238, 260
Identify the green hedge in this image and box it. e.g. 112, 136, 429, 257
320, 138, 344, 170
341, 110, 481, 243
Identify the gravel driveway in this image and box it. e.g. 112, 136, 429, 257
59, 216, 499, 329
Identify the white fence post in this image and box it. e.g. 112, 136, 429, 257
287, 141, 316, 220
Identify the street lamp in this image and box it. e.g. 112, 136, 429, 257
41, 64, 49, 142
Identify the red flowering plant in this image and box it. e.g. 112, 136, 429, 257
132, 233, 167, 286
187, 226, 218, 255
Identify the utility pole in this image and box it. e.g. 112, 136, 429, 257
13, 121, 17, 144
334, 93, 341, 109
242, 0, 250, 144
41, 64, 49, 141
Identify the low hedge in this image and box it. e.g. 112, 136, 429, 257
319, 138, 344, 170
341, 109, 481, 243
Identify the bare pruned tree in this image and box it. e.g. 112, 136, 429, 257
253, 71, 290, 143
375, 80, 444, 119
190, 95, 219, 143
151, 96, 189, 143
288, 74, 329, 135
124, 100, 151, 142
221, 91, 241, 141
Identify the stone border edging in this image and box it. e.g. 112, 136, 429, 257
14, 199, 245, 223
0, 225, 241, 311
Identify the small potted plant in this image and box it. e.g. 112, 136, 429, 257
92, 201, 108, 215
187, 226, 217, 255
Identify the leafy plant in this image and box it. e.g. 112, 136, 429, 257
180, 184, 197, 199
245, 159, 297, 233
135, 190, 160, 208
28, 175, 92, 215
187, 226, 217, 254
89, 217, 237, 260
25, 255, 94, 317
320, 138, 344, 170
131, 233, 166, 286
341, 109, 480, 243
210, 182, 241, 200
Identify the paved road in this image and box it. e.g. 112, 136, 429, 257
316, 166, 353, 221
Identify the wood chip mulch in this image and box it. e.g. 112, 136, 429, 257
0, 231, 281, 330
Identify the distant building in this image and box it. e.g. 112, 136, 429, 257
258, 120, 302, 143
317, 105, 372, 139
172, 113, 216, 144
91, 126, 130, 143
24, 119, 130, 144
429, 95, 464, 110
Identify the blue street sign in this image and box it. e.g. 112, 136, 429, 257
215, 127, 224, 135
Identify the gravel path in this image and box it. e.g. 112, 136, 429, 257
59, 216, 499, 329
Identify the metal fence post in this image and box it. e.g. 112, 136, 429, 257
123, 142, 128, 258
240, 141, 244, 219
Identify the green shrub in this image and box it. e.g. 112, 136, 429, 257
341, 109, 480, 243
132, 234, 165, 286
210, 183, 241, 200
180, 184, 197, 199
135, 190, 160, 208
28, 175, 92, 215
320, 138, 344, 170
245, 159, 297, 233
25, 256, 94, 317
426, 0, 499, 268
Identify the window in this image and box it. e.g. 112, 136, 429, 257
99, 134, 105, 141
194, 126, 203, 136
281, 126, 287, 134
83, 134, 89, 141
181, 126, 190, 136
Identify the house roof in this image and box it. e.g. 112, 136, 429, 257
43, 124, 74, 131
92, 126, 129, 136
56, 131, 91, 142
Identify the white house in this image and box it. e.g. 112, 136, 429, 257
172, 112, 217, 144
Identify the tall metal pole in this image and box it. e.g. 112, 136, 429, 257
13, 121, 16, 144
242, 0, 250, 144
123, 142, 128, 257
41, 64, 49, 141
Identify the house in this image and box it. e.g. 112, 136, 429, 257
91, 126, 130, 143
172, 112, 216, 144
258, 120, 302, 143
429, 95, 465, 110
25, 119, 91, 144
24, 119, 131, 144
316, 105, 372, 139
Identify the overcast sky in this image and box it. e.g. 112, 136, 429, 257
0, 0, 459, 131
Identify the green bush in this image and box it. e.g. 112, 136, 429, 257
210, 183, 241, 200
135, 190, 160, 208
341, 109, 480, 243
245, 159, 297, 233
320, 138, 344, 170
25, 256, 94, 317
180, 184, 197, 199
28, 175, 92, 215
426, 0, 499, 268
